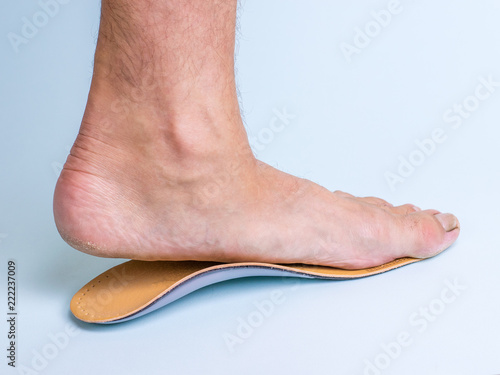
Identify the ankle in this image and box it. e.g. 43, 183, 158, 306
83, 85, 249, 154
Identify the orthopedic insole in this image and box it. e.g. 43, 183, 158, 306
71, 257, 421, 324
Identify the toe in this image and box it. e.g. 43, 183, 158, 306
353, 196, 394, 208
389, 204, 421, 215
333, 192, 394, 209
333, 190, 354, 198
393, 211, 460, 259
434, 213, 460, 232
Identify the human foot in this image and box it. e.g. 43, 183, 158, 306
53, 0, 459, 269
53, 92, 460, 269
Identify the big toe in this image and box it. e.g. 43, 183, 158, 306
394, 210, 460, 260
434, 213, 460, 233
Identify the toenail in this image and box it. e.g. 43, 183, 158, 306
435, 213, 459, 232
411, 205, 421, 212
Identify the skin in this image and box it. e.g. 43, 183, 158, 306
53, 0, 460, 269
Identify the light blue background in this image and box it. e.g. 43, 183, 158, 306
1, 0, 500, 374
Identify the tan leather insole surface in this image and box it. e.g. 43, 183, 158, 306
71, 257, 420, 324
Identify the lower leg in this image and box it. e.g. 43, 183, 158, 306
53, 0, 459, 268
84, 0, 248, 153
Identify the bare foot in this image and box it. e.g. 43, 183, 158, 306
53, 94, 459, 269
53, 0, 459, 269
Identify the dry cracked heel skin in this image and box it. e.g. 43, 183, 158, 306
71, 257, 421, 324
